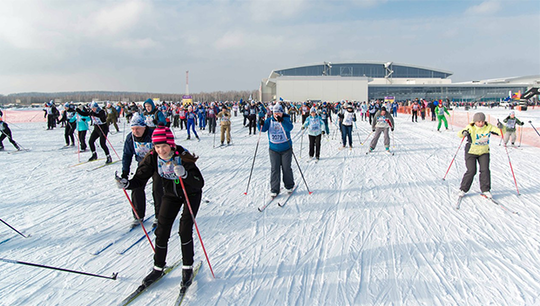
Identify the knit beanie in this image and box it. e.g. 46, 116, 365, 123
273, 104, 284, 113
310, 107, 317, 113
130, 113, 146, 127
472, 112, 486, 122
152, 124, 175, 147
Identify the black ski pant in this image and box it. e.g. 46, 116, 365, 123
173, 115, 179, 128
460, 152, 490, 193
369, 113, 376, 124
64, 122, 76, 145
0, 128, 18, 149
180, 118, 186, 130
78, 130, 88, 151
154, 191, 201, 268
47, 115, 56, 129
308, 134, 322, 158
248, 115, 256, 134
207, 117, 216, 134
269, 148, 294, 194
131, 172, 164, 220
412, 111, 418, 122
89, 124, 110, 157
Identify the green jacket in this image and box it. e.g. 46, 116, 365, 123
502, 116, 524, 132
436, 106, 450, 117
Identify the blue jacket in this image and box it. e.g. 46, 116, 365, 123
302, 115, 325, 136
122, 127, 154, 177
261, 114, 294, 152
143, 99, 166, 126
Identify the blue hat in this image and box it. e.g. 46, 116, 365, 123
90, 101, 99, 109
130, 113, 146, 127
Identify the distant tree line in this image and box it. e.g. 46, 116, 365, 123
0, 90, 259, 106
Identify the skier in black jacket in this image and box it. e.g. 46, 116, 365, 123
115, 124, 204, 288
76, 101, 112, 163
59, 103, 77, 146
121, 113, 163, 228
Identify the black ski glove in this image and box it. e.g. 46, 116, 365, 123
462, 130, 470, 137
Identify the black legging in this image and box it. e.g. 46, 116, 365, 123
88, 124, 110, 156
64, 122, 76, 145
154, 191, 201, 267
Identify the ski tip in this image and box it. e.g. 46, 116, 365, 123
204, 200, 210, 203
243, 192, 247, 195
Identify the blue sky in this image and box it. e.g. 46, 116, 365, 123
0, 0, 538, 95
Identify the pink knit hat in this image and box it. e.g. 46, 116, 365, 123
152, 124, 175, 147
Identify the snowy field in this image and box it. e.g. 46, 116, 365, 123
1, 107, 540, 306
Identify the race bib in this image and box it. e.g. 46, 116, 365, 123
134, 141, 153, 159
506, 119, 516, 129
269, 121, 287, 144
474, 133, 490, 146
309, 119, 321, 133
157, 156, 181, 180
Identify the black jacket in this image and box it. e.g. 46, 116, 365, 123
128, 145, 204, 198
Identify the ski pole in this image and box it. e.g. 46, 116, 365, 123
115, 172, 155, 253
500, 129, 520, 196
392, 130, 395, 149
530, 121, 540, 137
442, 136, 465, 180
213, 128, 216, 148
95, 123, 121, 160
300, 130, 304, 158
0, 218, 29, 238
244, 130, 262, 195
175, 177, 216, 279
0, 257, 118, 280
518, 126, 523, 147
279, 124, 312, 195
291, 150, 313, 195
360, 131, 373, 145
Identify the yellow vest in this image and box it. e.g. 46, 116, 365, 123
458, 123, 500, 155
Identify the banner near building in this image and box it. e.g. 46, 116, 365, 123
384, 96, 395, 103
182, 95, 193, 105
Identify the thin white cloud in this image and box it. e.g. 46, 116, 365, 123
247, 0, 310, 21
465, 0, 501, 15
85, 0, 149, 37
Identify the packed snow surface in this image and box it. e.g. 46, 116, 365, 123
1, 107, 540, 306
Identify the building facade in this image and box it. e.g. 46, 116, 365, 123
261, 61, 538, 102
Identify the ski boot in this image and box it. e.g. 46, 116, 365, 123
88, 152, 98, 161
142, 266, 164, 287
181, 265, 193, 287
105, 155, 112, 164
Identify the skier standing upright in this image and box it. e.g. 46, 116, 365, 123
436, 103, 451, 131
115, 124, 204, 288
369, 106, 394, 153
260, 103, 295, 197
76, 102, 112, 164
498, 111, 524, 147
457, 112, 500, 199
121, 113, 163, 228
302, 107, 326, 160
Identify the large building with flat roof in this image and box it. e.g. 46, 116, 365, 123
260, 61, 539, 102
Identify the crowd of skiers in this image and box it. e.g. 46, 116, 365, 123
2, 96, 531, 292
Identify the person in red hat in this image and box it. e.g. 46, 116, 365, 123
115, 123, 204, 289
